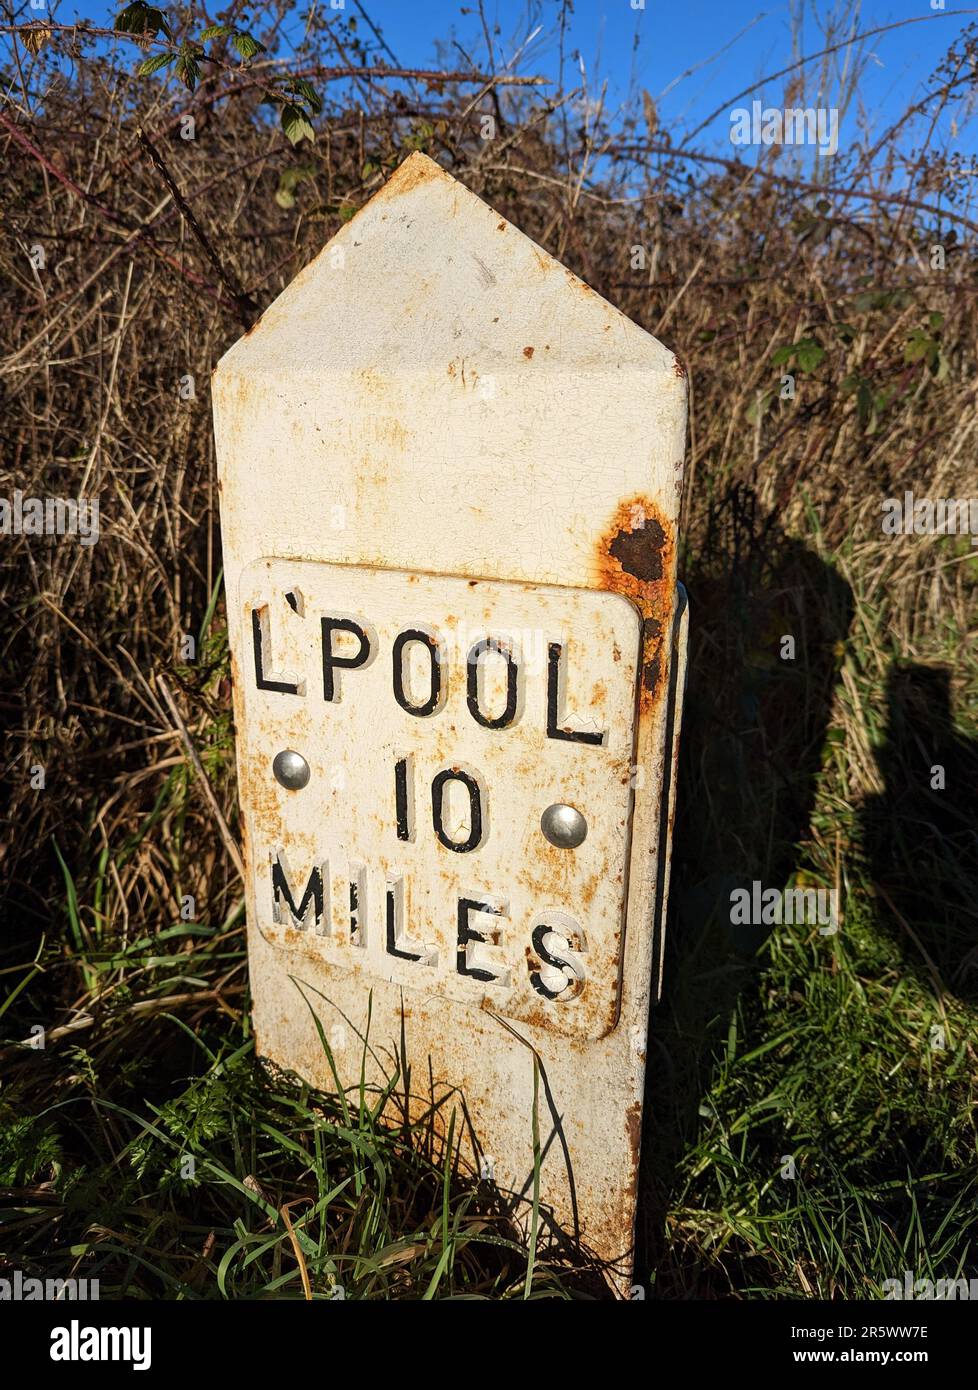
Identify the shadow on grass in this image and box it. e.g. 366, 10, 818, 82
861, 663, 978, 1005
637, 483, 854, 1296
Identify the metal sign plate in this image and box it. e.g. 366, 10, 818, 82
238, 557, 643, 1041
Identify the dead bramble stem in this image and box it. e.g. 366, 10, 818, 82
157, 674, 245, 882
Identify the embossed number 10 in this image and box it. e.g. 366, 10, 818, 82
394, 757, 487, 854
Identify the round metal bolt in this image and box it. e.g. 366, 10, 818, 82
540, 803, 587, 849
273, 749, 310, 791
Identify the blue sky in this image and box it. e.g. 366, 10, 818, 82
364, 0, 976, 145
51, 0, 978, 157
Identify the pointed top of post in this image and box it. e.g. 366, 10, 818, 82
217, 151, 678, 381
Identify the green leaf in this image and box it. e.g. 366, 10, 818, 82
794, 338, 826, 373
856, 386, 873, 427
52, 840, 84, 955
114, 1, 172, 39
274, 164, 315, 209
137, 52, 176, 76
174, 50, 201, 92
281, 104, 315, 145
851, 288, 892, 314
770, 337, 825, 372
114, 2, 142, 32
290, 78, 323, 113
232, 32, 265, 59
200, 23, 230, 41
903, 329, 938, 368
875, 385, 896, 411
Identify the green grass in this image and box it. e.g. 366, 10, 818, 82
4, 513, 976, 1300
645, 892, 978, 1298
0, 981, 582, 1299
640, 518, 978, 1299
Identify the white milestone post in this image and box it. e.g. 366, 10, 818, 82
213, 152, 688, 1286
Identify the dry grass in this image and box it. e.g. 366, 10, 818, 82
1, 1, 977, 1298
